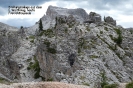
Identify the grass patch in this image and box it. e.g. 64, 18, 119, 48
80, 76, 85, 80
29, 35, 35, 39
83, 83, 90, 86
0, 77, 10, 84
104, 27, 108, 31
39, 29, 55, 37
126, 81, 133, 88
101, 72, 108, 88
90, 55, 99, 58
104, 83, 118, 88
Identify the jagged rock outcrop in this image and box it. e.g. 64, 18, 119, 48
25, 5, 90, 34
88, 12, 101, 23
104, 16, 116, 26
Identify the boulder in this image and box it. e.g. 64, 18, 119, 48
104, 16, 116, 26
88, 12, 101, 23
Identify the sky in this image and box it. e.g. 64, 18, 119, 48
0, 0, 133, 28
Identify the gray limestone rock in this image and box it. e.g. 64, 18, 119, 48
88, 12, 101, 23
0, 27, 20, 81
104, 16, 116, 26
1, 5, 133, 88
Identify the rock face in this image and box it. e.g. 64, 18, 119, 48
104, 16, 116, 26
46, 5, 89, 22
0, 5, 133, 88
88, 12, 101, 23
0, 26, 20, 82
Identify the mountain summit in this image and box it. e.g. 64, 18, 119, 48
26, 5, 104, 34
46, 5, 89, 22
0, 6, 133, 88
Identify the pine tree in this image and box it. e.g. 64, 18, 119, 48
20, 26, 23, 29
104, 16, 106, 22
39, 19, 43, 31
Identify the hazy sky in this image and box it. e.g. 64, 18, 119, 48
0, 0, 133, 28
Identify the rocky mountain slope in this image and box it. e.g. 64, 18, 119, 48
0, 5, 133, 88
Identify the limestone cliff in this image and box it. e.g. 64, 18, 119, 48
0, 6, 133, 88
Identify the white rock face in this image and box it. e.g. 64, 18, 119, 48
0, 6, 133, 88
11, 38, 38, 82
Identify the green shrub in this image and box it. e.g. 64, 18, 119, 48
47, 78, 53, 81
101, 82, 108, 88
126, 81, 133, 88
57, 17, 66, 24
100, 31, 103, 34
29, 36, 35, 39
78, 48, 81, 53
44, 39, 51, 47
130, 30, 133, 34
109, 35, 113, 40
64, 28, 68, 33
43, 39, 56, 54
27, 56, 41, 79
113, 28, 122, 46
39, 31, 45, 36
104, 27, 108, 31
0, 77, 9, 84
27, 58, 32, 62
26, 37, 28, 40
101, 72, 108, 88
47, 47, 56, 54
44, 29, 55, 37
114, 28, 121, 34
114, 35, 122, 45
30, 40, 34, 43
104, 84, 118, 88
39, 29, 55, 37
86, 27, 90, 31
